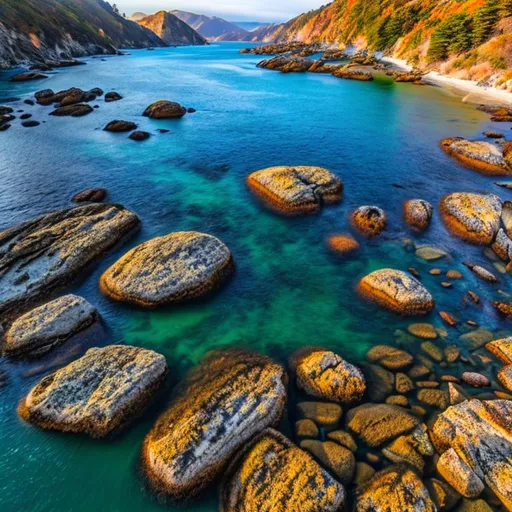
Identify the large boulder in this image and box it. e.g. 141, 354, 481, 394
247, 166, 343, 215
356, 465, 435, 511
351, 206, 387, 236
72, 188, 107, 203
486, 337, 512, 364
431, 399, 512, 509
142, 350, 287, 499
18, 345, 167, 437
441, 137, 512, 175
50, 104, 93, 117
220, 429, 345, 512
358, 269, 435, 315
440, 193, 502, 244
4, 295, 97, 357
100, 231, 233, 308
404, 199, 433, 231
10, 72, 48, 82
143, 100, 186, 119
289, 347, 366, 403
0, 204, 139, 319
103, 120, 137, 132
366, 345, 413, 370
257, 56, 314, 72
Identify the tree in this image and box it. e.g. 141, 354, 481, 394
473, 0, 500, 44
112, 3, 120, 15
428, 14, 473, 62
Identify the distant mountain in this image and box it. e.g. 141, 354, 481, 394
0, 0, 165, 69
138, 11, 207, 46
242, 23, 286, 43
171, 10, 249, 41
129, 12, 148, 21
232, 22, 266, 32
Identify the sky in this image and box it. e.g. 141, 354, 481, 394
115, 0, 326, 22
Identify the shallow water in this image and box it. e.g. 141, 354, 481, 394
0, 42, 511, 511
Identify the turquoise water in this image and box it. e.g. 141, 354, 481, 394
0, 42, 511, 510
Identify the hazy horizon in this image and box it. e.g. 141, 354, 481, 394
116, 1, 326, 22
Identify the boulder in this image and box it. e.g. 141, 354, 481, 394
220, 429, 345, 512
404, 199, 433, 231
4, 295, 97, 357
408, 323, 437, 339
0, 106, 14, 115
0, 123, 11, 131
297, 401, 342, 429
431, 399, 512, 508
326, 234, 360, 255
143, 100, 186, 119
327, 430, 357, 452
461, 372, 490, 388
440, 193, 502, 245
463, 262, 497, 283
142, 350, 286, 498
247, 166, 343, 215
366, 345, 413, 370
10, 72, 48, 82
332, 67, 374, 81
497, 365, 512, 393
103, 120, 137, 132
494, 301, 512, 317
416, 246, 448, 261
358, 269, 435, 315
486, 337, 512, 364
289, 347, 366, 403
356, 465, 435, 511
22, 120, 40, 127
257, 55, 314, 72
129, 131, 150, 141
351, 206, 387, 236
492, 228, 512, 261
100, 231, 233, 308
18, 345, 167, 437
440, 137, 512, 175
105, 91, 122, 102
72, 188, 107, 203
363, 363, 395, 401
417, 389, 449, 409
0, 204, 139, 319
295, 419, 319, 438
427, 478, 461, 511
50, 104, 93, 117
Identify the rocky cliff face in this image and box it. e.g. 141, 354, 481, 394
0, 0, 165, 69
138, 11, 207, 46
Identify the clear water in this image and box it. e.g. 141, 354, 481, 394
0, 42, 510, 511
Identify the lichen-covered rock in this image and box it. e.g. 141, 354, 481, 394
461, 372, 490, 388
351, 206, 387, 236
72, 188, 107, 203
440, 193, 502, 245
427, 478, 461, 511
492, 229, 512, 261
408, 323, 438, 340
143, 100, 186, 119
327, 430, 357, 452
142, 350, 287, 499
366, 345, 413, 370
497, 365, 512, 393
18, 345, 167, 437
297, 401, 342, 430
326, 234, 360, 255
220, 429, 345, 512
4, 295, 97, 357
440, 138, 512, 175
0, 204, 140, 319
295, 419, 319, 438
358, 269, 435, 315
431, 399, 512, 508
417, 389, 449, 409
382, 429, 432, 471
347, 403, 420, 447
404, 199, 433, 231
100, 231, 233, 308
363, 363, 395, 401
103, 120, 137, 132
486, 337, 512, 364
356, 464, 435, 511
289, 347, 366, 403
247, 166, 343, 215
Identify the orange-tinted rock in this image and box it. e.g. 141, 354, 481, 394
351, 206, 387, 237
326, 234, 360, 255
404, 199, 433, 231
366, 345, 413, 370
497, 365, 512, 393
486, 337, 512, 364
143, 100, 186, 119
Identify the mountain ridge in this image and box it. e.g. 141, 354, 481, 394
138, 11, 207, 46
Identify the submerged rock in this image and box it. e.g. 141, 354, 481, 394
366, 345, 413, 370
289, 347, 366, 403
463, 262, 498, 283
103, 120, 137, 132
4, 295, 97, 357
143, 100, 186, 119
404, 199, 433, 231
326, 234, 360, 255
50, 104, 93, 117
105, 91, 122, 102
72, 188, 107, 203
220, 429, 345, 512
358, 269, 435, 315
351, 206, 387, 237
142, 350, 287, 499
129, 131, 150, 141
0, 204, 139, 319
440, 192, 502, 245
10, 72, 48, 82
18, 345, 167, 437
100, 231, 233, 308
247, 166, 343, 215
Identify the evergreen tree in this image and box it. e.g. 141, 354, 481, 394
428, 14, 473, 62
473, 0, 500, 44
503, 0, 512, 16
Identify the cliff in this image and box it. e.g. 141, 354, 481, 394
138, 11, 207, 46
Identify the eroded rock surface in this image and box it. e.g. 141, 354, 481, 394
404, 199, 433, 231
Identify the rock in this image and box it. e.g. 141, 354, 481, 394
485, 337, 512, 364
483, 131, 504, 139
382, 433, 428, 471
326, 234, 360, 255
22, 120, 40, 127
327, 430, 357, 452
89, 88, 104, 97
463, 262, 498, 283
427, 478, 461, 510
295, 419, 319, 438
396, 372, 415, 394
100, 231, 233, 308
492, 229, 512, 261
300, 439, 355, 485
332, 67, 374, 81
478, 104, 512, 122
289, 347, 366, 403
0, 106, 14, 115
103, 120, 137, 132
0, 204, 139, 319
440, 311, 459, 327
416, 246, 449, 261
447, 270, 463, 279
494, 301, 512, 317
404, 199, 433, 231
430, 268, 442, 275
356, 465, 435, 511
0, 123, 11, 131
460, 329, 494, 350
456, 499, 493, 512
18, 345, 167, 437
366, 345, 413, 370
297, 401, 342, 429
386, 395, 410, 407
445, 346, 461, 363
10, 72, 48, 82
72, 188, 107, 203
461, 372, 490, 388
220, 429, 345, 512
129, 131, 150, 141
363, 363, 395, 401
143, 100, 186, 119
247, 166, 343, 215
142, 350, 286, 498
408, 323, 438, 339
440, 137, 511, 175
408, 365, 431, 379
440, 193, 502, 245
105, 91, 122, 102
495, 181, 512, 190
187, 107, 196, 113
20, 113, 32, 120
50, 104, 93, 117
497, 365, 512, 392
431, 399, 512, 507
4, 295, 97, 357
421, 341, 444, 362
258, 55, 315, 73
351, 206, 387, 236
354, 462, 376, 486
417, 389, 449, 409
347, 403, 420, 447
417, 381, 440, 388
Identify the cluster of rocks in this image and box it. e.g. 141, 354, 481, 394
385, 70, 424, 85
240, 42, 315, 55
477, 104, 512, 122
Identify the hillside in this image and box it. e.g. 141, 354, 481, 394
265, 0, 512, 91
0, 0, 166, 69
138, 11, 207, 46
171, 10, 250, 41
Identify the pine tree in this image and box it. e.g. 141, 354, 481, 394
427, 14, 473, 62
473, 0, 500, 44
